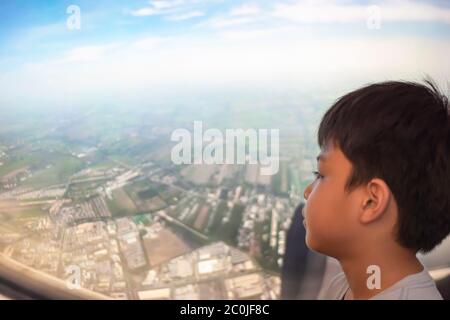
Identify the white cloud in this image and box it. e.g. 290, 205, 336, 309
230, 3, 261, 16
133, 37, 166, 50
5, 34, 449, 102
131, 7, 161, 17
272, 0, 450, 24
151, 0, 186, 10
201, 16, 256, 28
130, 0, 191, 17
166, 11, 204, 21
3, 1, 450, 110
61, 43, 121, 62
273, 1, 364, 23
219, 26, 296, 40
198, 2, 263, 29
382, 0, 450, 23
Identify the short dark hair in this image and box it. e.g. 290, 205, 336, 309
318, 80, 450, 253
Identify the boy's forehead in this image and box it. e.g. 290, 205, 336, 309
317, 144, 342, 163
317, 145, 333, 162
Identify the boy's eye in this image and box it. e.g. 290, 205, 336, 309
312, 170, 323, 180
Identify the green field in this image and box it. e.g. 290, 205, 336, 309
23, 155, 84, 188
0, 152, 42, 178
17, 206, 48, 219
137, 185, 168, 200
106, 188, 140, 217
0, 148, 85, 189
0, 204, 48, 220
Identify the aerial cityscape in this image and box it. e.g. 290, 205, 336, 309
0, 104, 322, 299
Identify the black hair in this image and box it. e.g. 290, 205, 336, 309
318, 79, 450, 253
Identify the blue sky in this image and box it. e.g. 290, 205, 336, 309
0, 0, 449, 110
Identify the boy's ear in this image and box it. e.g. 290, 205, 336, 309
359, 178, 391, 224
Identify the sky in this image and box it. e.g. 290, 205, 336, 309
0, 0, 449, 111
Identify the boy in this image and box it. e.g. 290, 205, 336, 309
302, 80, 450, 300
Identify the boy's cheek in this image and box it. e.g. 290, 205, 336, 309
304, 192, 340, 249
306, 223, 343, 255
304, 209, 329, 251
304, 205, 348, 254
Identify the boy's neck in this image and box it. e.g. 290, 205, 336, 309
339, 245, 423, 300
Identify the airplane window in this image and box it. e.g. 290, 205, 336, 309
0, 0, 449, 300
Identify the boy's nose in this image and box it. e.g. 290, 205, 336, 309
303, 183, 312, 201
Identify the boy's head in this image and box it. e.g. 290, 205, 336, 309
303, 80, 450, 259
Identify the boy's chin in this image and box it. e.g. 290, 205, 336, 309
305, 232, 318, 251
305, 233, 330, 256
